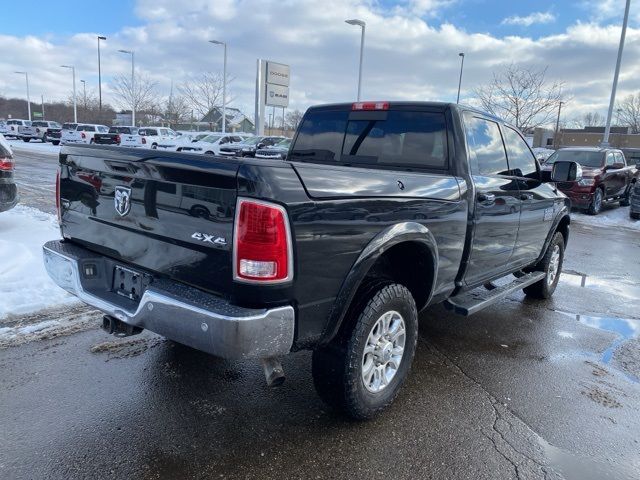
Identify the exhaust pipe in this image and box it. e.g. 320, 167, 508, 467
261, 357, 285, 387
102, 315, 143, 337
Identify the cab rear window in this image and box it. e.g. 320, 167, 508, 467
290, 109, 448, 170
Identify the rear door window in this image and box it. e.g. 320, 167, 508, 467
464, 115, 509, 176
614, 152, 625, 166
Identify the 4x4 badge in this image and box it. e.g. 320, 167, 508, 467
114, 186, 132, 217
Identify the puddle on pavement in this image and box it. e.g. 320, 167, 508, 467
555, 310, 640, 383
561, 270, 640, 301
538, 435, 638, 480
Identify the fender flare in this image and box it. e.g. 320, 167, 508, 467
537, 206, 571, 264
320, 222, 439, 345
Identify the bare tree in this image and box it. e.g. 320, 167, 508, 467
164, 94, 191, 125
285, 109, 304, 131
617, 93, 640, 133
178, 72, 226, 121
582, 111, 604, 127
474, 64, 564, 131
110, 73, 158, 117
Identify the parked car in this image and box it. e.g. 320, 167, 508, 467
255, 138, 292, 159
219, 135, 286, 157
0, 121, 8, 136
0, 134, 18, 212
136, 127, 179, 149
20, 120, 62, 142
178, 133, 244, 155
62, 124, 110, 145
155, 132, 211, 151
5, 119, 30, 139
45, 101, 578, 419
59, 123, 79, 145
543, 147, 637, 215
94, 126, 139, 146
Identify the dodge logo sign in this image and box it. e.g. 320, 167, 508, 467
114, 186, 132, 217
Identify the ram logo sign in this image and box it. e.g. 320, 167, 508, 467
114, 186, 132, 217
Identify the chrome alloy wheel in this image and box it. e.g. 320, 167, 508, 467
361, 310, 406, 393
547, 244, 561, 286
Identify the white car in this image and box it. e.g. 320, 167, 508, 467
156, 132, 212, 152
62, 124, 109, 144
19, 121, 62, 142
134, 127, 179, 149
177, 133, 244, 155
0, 121, 8, 136
5, 119, 30, 139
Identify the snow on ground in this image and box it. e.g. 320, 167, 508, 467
572, 205, 640, 231
0, 205, 78, 320
7, 139, 60, 156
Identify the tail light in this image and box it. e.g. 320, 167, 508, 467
55, 170, 61, 224
36, 128, 41, 133
352, 101, 389, 111
81, 132, 86, 139
0, 156, 13, 171
115, 134, 121, 144
142, 137, 147, 144
233, 198, 293, 283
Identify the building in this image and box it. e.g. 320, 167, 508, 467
200, 107, 254, 132
533, 126, 640, 149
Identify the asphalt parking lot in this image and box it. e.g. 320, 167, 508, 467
1, 146, 639, 480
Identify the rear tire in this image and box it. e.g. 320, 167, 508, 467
587, 188, 603, 215
631, 211, 640, 220
22, 138, 30, 142
620, 186, 632, 207
52, 141, 60, 146
312, 283, 418, 420
523, 232, 565, 299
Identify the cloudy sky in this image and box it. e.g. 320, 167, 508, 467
1, 0, 638, 124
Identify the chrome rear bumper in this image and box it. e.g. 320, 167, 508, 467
43, 240, 295, 359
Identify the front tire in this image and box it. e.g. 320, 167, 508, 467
312, 283, 418, 420
523, 232, 565, 299
587, 188, 603, 215
22, 137, 30, 142
52, 141, 60, 146
620, 187, 632, 207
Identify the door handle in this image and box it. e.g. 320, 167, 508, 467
477, 193, 495, 203
520, 193, 533, 201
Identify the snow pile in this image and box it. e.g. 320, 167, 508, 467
0, 205, 77, 319
8, 139, 60, 156
572, 205, 640, 231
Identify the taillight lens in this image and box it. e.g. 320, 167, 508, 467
0, 156, 13, 171
36, 128, 41, 133
55, 170, 61, 224
115, 134, 121, 144
234, 198, 292, 283
81, 132, 86, 139
142, 137, 147, 144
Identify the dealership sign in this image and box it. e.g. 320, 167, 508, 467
265, 61, 290, 108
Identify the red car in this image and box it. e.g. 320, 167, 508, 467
542, 147, 638, 215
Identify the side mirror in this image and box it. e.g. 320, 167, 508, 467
609, 162, 625, 170
257, 143, 265, 149
552, 161, 582, 182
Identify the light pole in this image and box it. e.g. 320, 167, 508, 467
14, 71, 31, 121
554, 101, 564, 150
118, 49, 135, 125
97, 36, 106, 110
209, 40, 227, 133
456, 53, 465, 104
602, 0, 630, 146
345, 19, 366, 101
61, 65, 77, 122
80, 80, 87, 111
41, 94, 45, 119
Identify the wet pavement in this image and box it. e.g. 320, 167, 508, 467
1, 148, 640, 479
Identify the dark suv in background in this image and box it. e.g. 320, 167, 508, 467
543, 147, 637, 215
0, 135, 17, 212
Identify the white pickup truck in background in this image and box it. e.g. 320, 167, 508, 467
5, 119, 31, 139
61, 124, 109, 144
19, 121, 62, 142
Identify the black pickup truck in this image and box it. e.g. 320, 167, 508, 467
43, 101, 579, 419
94, 126, 140, 145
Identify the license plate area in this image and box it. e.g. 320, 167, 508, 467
113, 265, 151, 301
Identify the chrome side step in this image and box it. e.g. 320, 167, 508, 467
444, 271, 546, 316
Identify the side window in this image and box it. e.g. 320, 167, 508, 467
503, 126, 538, 178
606, 152, 615, 166
615, 152, 625, 166
464, 115, 509, 176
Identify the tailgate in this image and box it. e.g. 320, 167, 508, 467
59, 145, 240, 295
